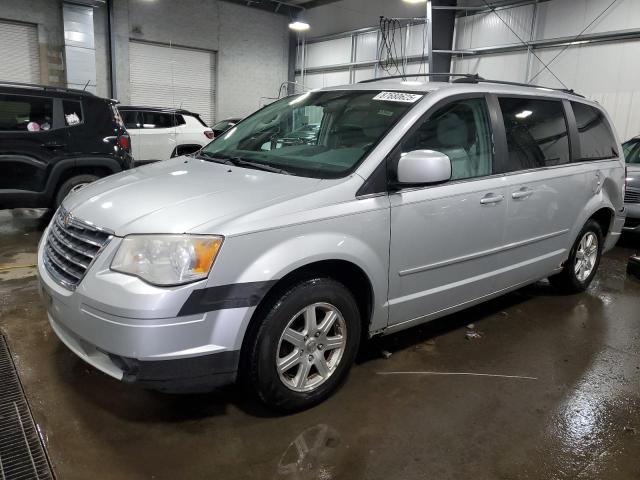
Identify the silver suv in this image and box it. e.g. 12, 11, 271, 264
38, 77, 626, 411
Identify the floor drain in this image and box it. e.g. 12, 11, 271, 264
0, 335, 54, 480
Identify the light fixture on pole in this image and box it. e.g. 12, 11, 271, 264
289, 9, 310, 31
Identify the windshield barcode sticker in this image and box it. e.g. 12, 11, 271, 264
373, 92, 423, 103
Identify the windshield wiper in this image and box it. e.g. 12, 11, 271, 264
195, 151, 234, 165
197, 152, 292, 175
227, 157, 292, 175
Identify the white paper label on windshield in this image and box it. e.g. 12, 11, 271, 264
373, 91, 423, 103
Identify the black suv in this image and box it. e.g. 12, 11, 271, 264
0, 82, 133, 209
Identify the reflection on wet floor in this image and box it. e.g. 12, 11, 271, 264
0, 208, 639, 480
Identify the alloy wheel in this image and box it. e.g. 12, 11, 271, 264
575, 231, 599, 282
276, 302, 347, 393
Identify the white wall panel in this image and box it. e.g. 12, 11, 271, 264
406, 23, 429, 57
298, 70, 351, 90
535, 0, 640, 40
454, 4, 534, 50
355, 31, 378, 62
305, 37, 352, 69
452, 51, 529, 83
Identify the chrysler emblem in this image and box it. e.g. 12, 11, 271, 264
63, 212, 73, 227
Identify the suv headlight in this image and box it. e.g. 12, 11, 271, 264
111, 235, 223, 286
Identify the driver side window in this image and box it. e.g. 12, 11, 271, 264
401, 97, 493, 181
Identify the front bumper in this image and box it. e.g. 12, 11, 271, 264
37, 228, 252, 391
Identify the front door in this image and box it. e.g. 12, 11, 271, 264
388, 96, 508, 327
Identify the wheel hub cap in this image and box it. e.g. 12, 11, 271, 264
276, 302, 347, 393
575, 231, 598, 282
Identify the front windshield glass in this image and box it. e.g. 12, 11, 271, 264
201, 90, 423, 178
623, 140, 640, 164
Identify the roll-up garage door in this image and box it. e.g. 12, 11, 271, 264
0, 21, 40, 84
129, 41, 216, 125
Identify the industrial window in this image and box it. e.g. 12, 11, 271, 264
499, 97, 570, 171
0, 95, 53, 132
63, 100, 83, 126
571, 102, 618, 161
401, 97, 493, 181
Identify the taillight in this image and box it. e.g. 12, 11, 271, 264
204, 130, 214, 139
118, 135, 130, 151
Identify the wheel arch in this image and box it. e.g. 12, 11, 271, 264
239, 258, 376, 368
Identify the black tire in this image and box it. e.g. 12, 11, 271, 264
549, 219, 603, 293
54, 174, 99, 208
243, 277, 361, 413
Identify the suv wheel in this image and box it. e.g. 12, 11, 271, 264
244, 278, 361, 412
54, 174, 99, 208
550, 219, 603, 293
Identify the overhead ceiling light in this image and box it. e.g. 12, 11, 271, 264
515, 110, 533, 119
289, 20, 310, 31
289, 10, 310, 31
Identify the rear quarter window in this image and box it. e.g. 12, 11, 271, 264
571, 102, 618, 160
63, 100, 83, 126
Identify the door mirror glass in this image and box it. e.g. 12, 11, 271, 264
397, 150, 452, 186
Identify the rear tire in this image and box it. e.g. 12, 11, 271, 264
243, 278, 361, 413
53, 174, 99, 208
549, 219, 603, 293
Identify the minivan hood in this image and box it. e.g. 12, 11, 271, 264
62, 157, 324, 235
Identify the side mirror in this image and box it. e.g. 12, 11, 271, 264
396, 150, 452, 186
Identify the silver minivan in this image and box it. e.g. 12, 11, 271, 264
38, 77, 626, 411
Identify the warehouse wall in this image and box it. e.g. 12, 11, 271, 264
304, 0, 428, 37
118, 0, 289, 120
0, 0, 290, 122
0, 0, 66, 85
452, 0, 640, 140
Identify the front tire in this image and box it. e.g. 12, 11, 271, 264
550, 220, 603, 293
53, 174, 99, 208
244, 278, 361, 412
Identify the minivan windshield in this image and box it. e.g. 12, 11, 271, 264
200, 90, 422, 178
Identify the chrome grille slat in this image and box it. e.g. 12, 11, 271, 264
47, 235, 89, 270
624, 188, 640, 204
53, 214, 106, 247
50, 223, 96, 258
43, 208, 112, 290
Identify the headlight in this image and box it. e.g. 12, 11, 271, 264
111, 235, 223, 286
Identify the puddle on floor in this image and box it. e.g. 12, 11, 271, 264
0, 252, 38, 281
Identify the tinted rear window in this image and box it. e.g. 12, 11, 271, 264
571, 102, 618, 160
0, 94, 53, 132
499, 97, 570, 171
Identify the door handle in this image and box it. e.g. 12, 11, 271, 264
480, 193, 504, 205
512, 188, 533, 200
41, 143, 66, 149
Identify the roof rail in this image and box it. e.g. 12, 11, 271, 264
452, 77, 584, 97
0, 80, 96, 96
357, 72, 583, 97
358, 73, 483, 84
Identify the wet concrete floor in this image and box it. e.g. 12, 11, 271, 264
0, 208, 639, 479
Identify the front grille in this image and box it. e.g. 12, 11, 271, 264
625, 188, 640, 204
0, 335, 54, 480
43, 208, 112, 289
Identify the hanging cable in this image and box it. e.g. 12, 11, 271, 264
378, 17, 408, 78
480, 0, 568, 89
527, 0, 620, 84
